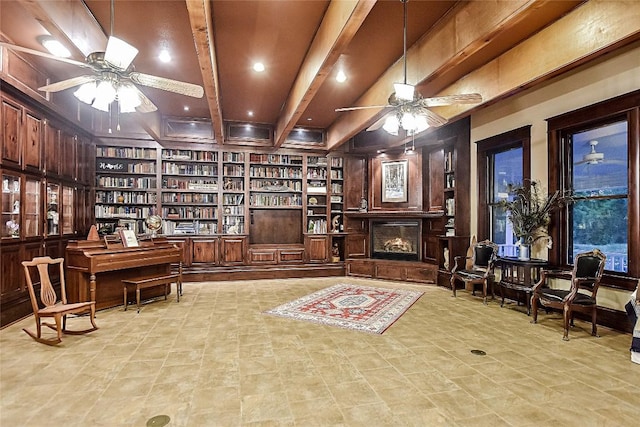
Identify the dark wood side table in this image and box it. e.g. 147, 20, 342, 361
496, 257, 548, 315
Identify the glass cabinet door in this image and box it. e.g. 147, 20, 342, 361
46, 182, 60, 236
62, 185, 74, 235
24, 178, 41, 237
2, 173, 21, 238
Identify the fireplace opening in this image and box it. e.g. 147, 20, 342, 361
371, 220, 420, 261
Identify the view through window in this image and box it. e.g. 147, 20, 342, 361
569, 120, 628, 273
490, 147, 524, 257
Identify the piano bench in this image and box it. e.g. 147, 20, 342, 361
122, 273, 182, 313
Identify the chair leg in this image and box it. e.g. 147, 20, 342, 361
562, 305, 571, 341
591, 308, 599, 337
450, 276, 457, 297
482, 281, 488, 305
531, 295, 538, 324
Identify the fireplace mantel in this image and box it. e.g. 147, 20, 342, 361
344, 210, 444, 219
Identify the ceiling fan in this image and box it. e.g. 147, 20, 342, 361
336, 0, 482, 135
574, 140, 627, 166
575, 140, 605, 165
0, 0, 203, 113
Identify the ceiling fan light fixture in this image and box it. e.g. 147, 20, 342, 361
411, 114, 429, 134
104, 36, 139, 70
394, 82, 415, 101
74, 81, 97, 104
117, 83, 141, 112
401, 112, 416, 131
90, 80, 117, 112
383, 115, 400, 135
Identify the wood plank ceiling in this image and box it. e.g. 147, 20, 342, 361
1, 0, 638, 152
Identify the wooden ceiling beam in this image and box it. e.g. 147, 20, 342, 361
273, 0, 376, 149
431, 0, 640, 121
325, 0, 565, 150
19, 0, 107, 59
186, 0, 225, 143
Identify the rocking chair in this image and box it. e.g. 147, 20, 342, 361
22, 256, 98, 345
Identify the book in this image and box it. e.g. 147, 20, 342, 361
119, 229, 139, 247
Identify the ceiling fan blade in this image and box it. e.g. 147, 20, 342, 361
133, 88, 158, 113
104, 36, 139, 70
366, 114, 389, 131
129, 72, 204, 98
0, 41, 90, 68
39, 75, 96, 92
335, 105, 390, 112
419, 93, 482, 107
417, 108, 449, 127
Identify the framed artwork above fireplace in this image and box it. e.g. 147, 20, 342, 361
381, 159, 408, 203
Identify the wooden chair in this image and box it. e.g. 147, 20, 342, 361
22, 256, 98, 345
531, 249, 606, 341
450, 240, 499, 304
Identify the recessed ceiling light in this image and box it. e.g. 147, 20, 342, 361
40, 37, 71, 58
248, 111, 254, 117
336, 70, 347, 83
307, 117, 312, 121
158, 49, 171, 63
183, 106, 189, 111
253, 62, 265, 72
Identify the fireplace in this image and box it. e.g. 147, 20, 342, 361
371, 220, 420, 261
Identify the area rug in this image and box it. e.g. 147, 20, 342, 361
264, 284, 423, 334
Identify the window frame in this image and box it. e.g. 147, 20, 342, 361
547, 89, 640, 285
477, 126, 531, 242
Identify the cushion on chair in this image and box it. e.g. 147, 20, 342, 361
539, 288, 596, 305
455, 269, 488, 281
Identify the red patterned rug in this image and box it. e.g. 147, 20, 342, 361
264, 284, 423, 334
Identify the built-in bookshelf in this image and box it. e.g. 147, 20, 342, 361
443, 148, 455, 237
95, 146, 157, 234
306, 156, 328, 234
93, 146, 348, 242
222, 151, 246, 234
161, 148, 218, 235
329, 156, 344, 233
248, 153, 303, 208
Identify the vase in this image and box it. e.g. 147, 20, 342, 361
518, 239, 531, 261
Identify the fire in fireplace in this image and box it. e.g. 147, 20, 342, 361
371, 220, 420, 261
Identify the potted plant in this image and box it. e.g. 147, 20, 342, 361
499, 180, 570, 260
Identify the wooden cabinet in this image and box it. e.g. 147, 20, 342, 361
220, 236, 246, 265
1, 97, 21, 166
23, 111, 42, 171
61, 131, 76, 180
44, 122, 60, 176
305, 235, 328, 263
344, 155, 367, 211
192, 238, 218, 263
346, 258, 437, 284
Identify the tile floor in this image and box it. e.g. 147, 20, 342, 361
1, 277, 638, 426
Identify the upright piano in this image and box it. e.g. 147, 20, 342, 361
65, 237, 183, 310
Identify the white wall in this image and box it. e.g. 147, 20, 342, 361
469, 41, 640, 311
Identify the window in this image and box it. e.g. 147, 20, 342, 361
477, 126, 531, 256
548, 90, 639, 278
568, 121, 628, 272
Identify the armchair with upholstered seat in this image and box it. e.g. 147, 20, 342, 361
531, 249, 606, 341
22, 256, 98, 345
450, 240, 499, 304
